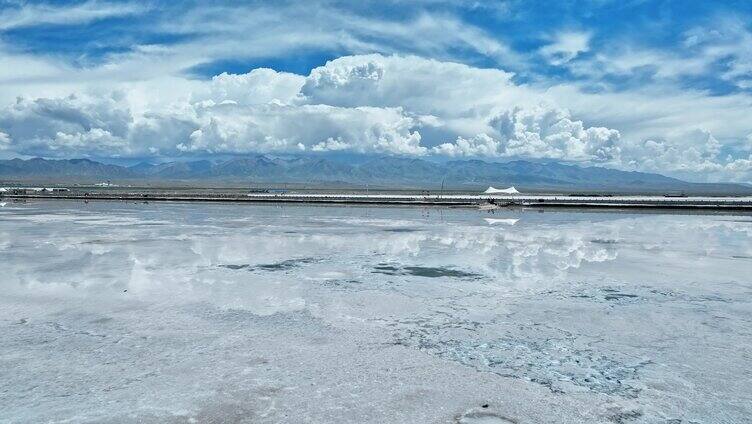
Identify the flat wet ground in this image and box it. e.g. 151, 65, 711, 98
1, 201, 750, 423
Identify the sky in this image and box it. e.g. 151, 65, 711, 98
0, 0, 751, 182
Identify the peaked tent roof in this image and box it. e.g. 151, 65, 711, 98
484, 186, 520, 194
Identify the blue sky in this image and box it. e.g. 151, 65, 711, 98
4, 0, 750, 90
1, 0, 751, 181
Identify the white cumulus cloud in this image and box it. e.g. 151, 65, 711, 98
0, 93, 132, 157
301, 53, 526, 126
182, 103, 425, 156
434, 106, 621, 162
202, 68, 306, 106
0, 53, 750, 182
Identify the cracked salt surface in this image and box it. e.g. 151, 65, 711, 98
1, 200, 751, 423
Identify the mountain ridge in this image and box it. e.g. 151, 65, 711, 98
1, 155, 749, 194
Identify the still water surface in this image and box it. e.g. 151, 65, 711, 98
1, 200, 750, 423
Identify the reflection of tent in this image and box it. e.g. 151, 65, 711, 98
484, 186, 519, 194
484, 218, 519, 226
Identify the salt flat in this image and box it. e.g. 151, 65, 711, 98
1, 200, 751, 423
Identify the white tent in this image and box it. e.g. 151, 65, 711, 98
484, 186, 519, 194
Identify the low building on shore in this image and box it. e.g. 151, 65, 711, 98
0, 187, 70, 195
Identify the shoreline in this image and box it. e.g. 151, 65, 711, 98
4, 191, 752, 211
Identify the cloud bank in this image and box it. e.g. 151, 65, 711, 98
0, 54, 751, 182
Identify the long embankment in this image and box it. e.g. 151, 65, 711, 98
4, 191, 752, 210
247, 193, 752, 210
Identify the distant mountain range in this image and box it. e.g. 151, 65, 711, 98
1, 156, 749, 194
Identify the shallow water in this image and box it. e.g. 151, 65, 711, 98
1, 200, 751, 423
